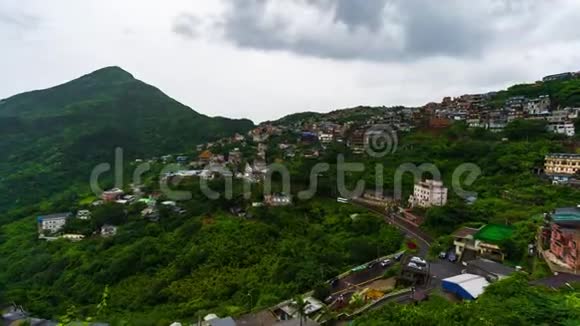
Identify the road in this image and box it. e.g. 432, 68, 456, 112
351, 200, 432, 257
330, 259, 397, 295
351, 200, 463, 286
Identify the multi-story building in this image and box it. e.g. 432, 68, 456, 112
101, 188, 124, 202
452, 224, 514, 262
318, 132, 334, 144
544, 153, 580, 175
408, 179, 448, 208
541, 207, 580, 272
264, 193, 292, 206
37, 212, 72, 234
525, 95, 551, 115
347, 130, 365, 154
547, 122, 575, 137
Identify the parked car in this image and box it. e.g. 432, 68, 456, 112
410, 256, 427, 265
380, 259, 392, 267
439, 251, 447, 259
448, 252, 457, 262
408, 262, 424, 270
394, 252, 404, 261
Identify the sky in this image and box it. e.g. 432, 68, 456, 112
1, 0, 580, 123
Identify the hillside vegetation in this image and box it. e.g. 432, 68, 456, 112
0, 67, 254, 211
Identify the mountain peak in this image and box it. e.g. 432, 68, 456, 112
81, 66, 135, 83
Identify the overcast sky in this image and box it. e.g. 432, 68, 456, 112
1, 0, 580, 123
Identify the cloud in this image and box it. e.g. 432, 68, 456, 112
172, 0, 580, 64
0, 11, 38, 29
171, 0, 496, 61
172, 13, 201, 38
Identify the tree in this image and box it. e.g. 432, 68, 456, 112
290, 295, 308, 326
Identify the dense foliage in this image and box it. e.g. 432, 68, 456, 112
354, 275, 580, 325
0, 199, 403, 324
0, 67, 254, 211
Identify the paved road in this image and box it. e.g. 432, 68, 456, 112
330, 259, 396, 295
351, 200, 464, 286
351, 200, 432, 257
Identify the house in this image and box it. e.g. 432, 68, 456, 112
408, 179, 448, 208
264, 193, 292, 206
228, 148, 243, 164
547, 122, 575, 136
525, 95, 551, 114
202, 315, 236, 326
37, 212, 72, 234
101, 188, 124, 202
442, 273, 489, 300
452, 224, 514, 262
317, 132, 334, 144
540, 207, 580, 272
347, 130, 365, 154
198, 150, 213, 165
542, 72, 574, 82
272, 297, 323, 322
76, 210, 91, 220
544, 153, 580, 175
100, 224, 117, 237
61, 234, 85, 242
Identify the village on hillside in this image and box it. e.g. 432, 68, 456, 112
22, 71, 580, 326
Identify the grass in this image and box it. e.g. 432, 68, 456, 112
474, 224, 514, 243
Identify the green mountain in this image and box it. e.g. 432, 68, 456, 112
0, 67, 254, 211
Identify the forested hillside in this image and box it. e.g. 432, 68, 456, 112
0, 67, 254, 211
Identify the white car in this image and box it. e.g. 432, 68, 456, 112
407, 262, 423, 270
380, 259, 392, 267
410, 256, 427, 265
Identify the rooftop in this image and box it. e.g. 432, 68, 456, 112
553, 207, 580, 223
466, 258, 516, 278
37, 212, 72, 221
443, 273, 490, 299
452, 226, 481, 239
474, 224, 514, 244
546, 153, 580, 159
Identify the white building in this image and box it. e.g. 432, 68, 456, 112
37, 212, 72, 234
318, 132, 334, 144
264, 193, 292, 206
101, 224, 118, 237
76, 210, 91, 220
547, 122, 575, 137
408, 179, 448, 208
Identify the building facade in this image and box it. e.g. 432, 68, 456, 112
408, 179, 448, 208
545, 153, 580, 175
541, 207, 580, 272
37, 212, 72, 234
